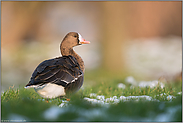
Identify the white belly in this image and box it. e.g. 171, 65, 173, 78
34, 83, 66, 99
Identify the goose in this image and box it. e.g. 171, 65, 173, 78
25, 32, 90, 99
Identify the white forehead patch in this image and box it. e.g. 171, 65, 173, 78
78, 33, 82, 44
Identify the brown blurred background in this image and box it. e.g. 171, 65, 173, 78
1, 1, 182, 91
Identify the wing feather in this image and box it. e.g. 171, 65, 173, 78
25, 56, 83, 88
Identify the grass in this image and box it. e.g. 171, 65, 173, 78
1, 70, 182, 122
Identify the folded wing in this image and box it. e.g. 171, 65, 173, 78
25, 55, 83, 89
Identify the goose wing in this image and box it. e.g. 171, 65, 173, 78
25, 55, 83, 88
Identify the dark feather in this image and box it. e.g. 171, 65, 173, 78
65, 74, 84, 95
26, 55, 83, 88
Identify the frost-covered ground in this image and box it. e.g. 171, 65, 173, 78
120, 76, 166, 89
39, 90, 181, 122
2, 75, 182, 122
40, 76, 181, 122
58, 91, 179, 108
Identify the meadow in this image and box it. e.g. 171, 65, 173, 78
1, 70, 182, 122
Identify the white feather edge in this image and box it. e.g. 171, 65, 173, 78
24, 85, 39, 89
71, 74, 83, 82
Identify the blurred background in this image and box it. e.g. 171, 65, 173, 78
1, 1, 182, 91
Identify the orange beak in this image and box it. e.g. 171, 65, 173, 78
79, 37, 90, 44
78, 33, 90, 44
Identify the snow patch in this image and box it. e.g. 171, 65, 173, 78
125, 76, 165, 89
177, 92, 182, 95
138, 80, 164, 89
166, 95, 176, 101
118, 83, 126, 89
125, 76, 137, 85
89, 93, 97, 97
84, 93, 159, 106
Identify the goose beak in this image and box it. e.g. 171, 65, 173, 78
78, 33, 90, 44
79, 38, 90, 44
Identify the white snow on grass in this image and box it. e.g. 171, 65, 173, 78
125, 76, 137, 85
89, 93, 97, 97
138, 80, 164, 89
59, 100, 69, 107
125, 76, 165, 89
55, 76, 178, 112
57, 93, 177, 109
166, 95, 176, 101
96, 95, 105, 100
84, 94, 159, 106
59, 103, 66, 107
177, 92, 182, 95
160, 93, 167, 96
155, 93, 176, 101
117, 83, 126, 89
120, 95, 155, 101
84, 92, 178, 105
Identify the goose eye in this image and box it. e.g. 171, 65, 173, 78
74, 35, 77, 38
